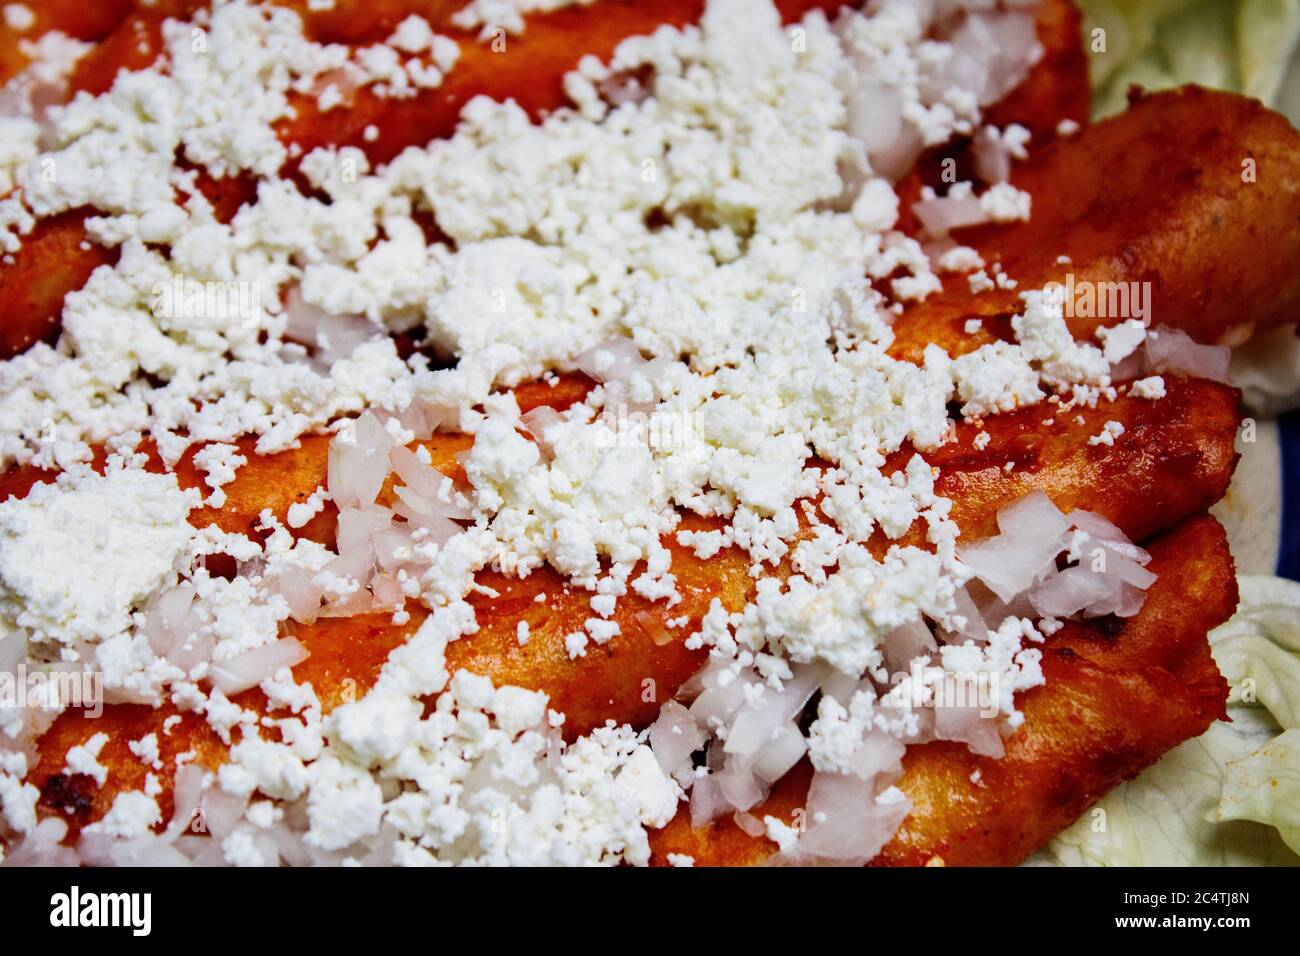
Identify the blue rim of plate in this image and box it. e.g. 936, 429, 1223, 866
1279, 409, 1300, 581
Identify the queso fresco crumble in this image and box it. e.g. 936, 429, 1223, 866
0, 0, 1191, 866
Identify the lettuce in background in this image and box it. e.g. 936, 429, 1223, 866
1033, 577, 1300, 865
1079, 0, 1300, 119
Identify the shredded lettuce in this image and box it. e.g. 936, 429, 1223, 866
1032, 577, 1300, 866
1079, 0, 1300, 118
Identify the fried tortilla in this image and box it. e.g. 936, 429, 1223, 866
647, 513, 1237, 866
22, 377, 1239, 840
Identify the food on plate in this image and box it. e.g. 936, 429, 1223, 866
0, 0, 1297, 867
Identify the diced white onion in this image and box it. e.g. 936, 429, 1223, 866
648, 700, 705, 775
846, 731, 906, 783
1029, 565, 1112, 618
328, 413, 394, 509
1143, 326, 1232, 383
913, 192, 988, 237
724, 664, 822, 758
689, 774, 726, 828
883, 617, 937, 673
282, 287, 376, 366
208, 637, 309, 695
198, 788, 250, 840
572, 338, 648, 384
934, 705, 1005, 758
752, 723, 808, 784
796, 772, 911, 862
972, 125, 1011, 183
715, 755, 765, 812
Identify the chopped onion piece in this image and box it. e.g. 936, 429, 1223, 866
165, 764, 209, 841
0, 630, 27, 673
939, 11, 1042, 107
283, 287, 375, 365
392, 498, 462, 547
373, 525, 416, 570
752, 723, 808, 783
913, 192, 988, 237
846, 82, 903, 155
198, 788, 249, 840
689, 774, 726, 828
796, 772, 911, 862
939, 585, 990, 644
1143, 326, 1232, 383
972, 125, 1010, 183
165, 629, 214, 674
958, 531, 1063, 604
634, 610, 675, 647
271, 564, 325, 624
1029, 565, 1112, 618
934, 705, 1005, 758
724, 664, 823, 757
1, 818, 77, 866
883, 617, 937, 673
572, 338, 648, 384
209, 637, 309, 695
819, 669, 859, 707
328, 413, 393, 509
846, 731, 906, 783
715, 755, 765, 811
336, 506, 390, 562
997, 490, 1071, 539
389, 446, 471, 519
520, 405, 563, 458
732, 811, 767, 838
649, 700, 705, 775
1069, 508, 1152, 564
689, 668, 759, 726
140, 584, 196, 658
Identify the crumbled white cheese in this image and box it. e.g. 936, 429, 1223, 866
1087, 420, 1125, 447
1096, 319, 1147, 364
1012, 288, 1111, 387
192, 443, 247, 509
0, 464, 196, 652
84, 791, 162, 839
952, 342, 1044, 418
65, 732, 110, 786
3, 4, 34, 32
286, 487, 329, 529
128, 733, 163, 771
0, 0, 1129, 868
1129, 375, 1166, 400
451, 0, 596, 38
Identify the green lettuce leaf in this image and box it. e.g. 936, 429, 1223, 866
1216, 729, 1300, 854
1031, 576, 1300, 866
1079, 0, 1300, 117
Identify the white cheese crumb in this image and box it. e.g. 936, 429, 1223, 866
192, 442, 247, 509
0, 465, 196, 651
65, 732, 111, 786
1129, 375, 1166, 400
128, 733, 163, 771
1087, 420, 1126, 446
3, 4, 33, 32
